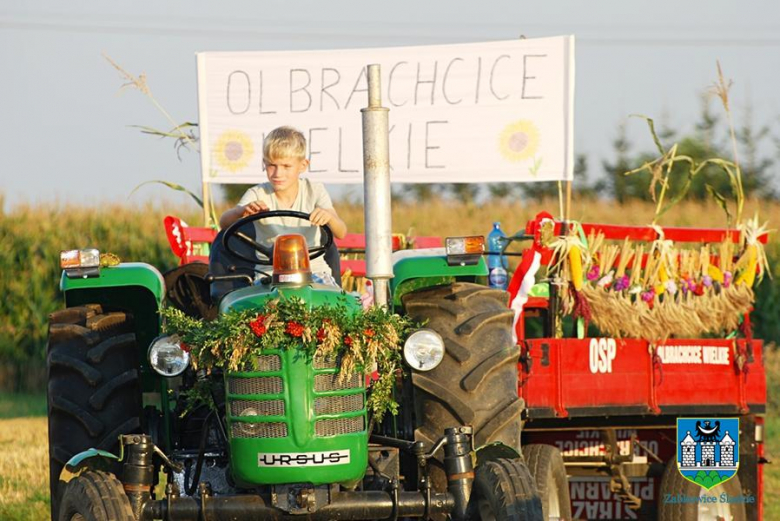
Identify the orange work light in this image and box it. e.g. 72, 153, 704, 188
272, 234, 313, 285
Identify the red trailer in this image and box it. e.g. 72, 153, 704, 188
511, 216, 768, 520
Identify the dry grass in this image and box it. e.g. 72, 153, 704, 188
0, 418, 49, 520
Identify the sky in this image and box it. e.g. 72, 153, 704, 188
1, 1, 779, 211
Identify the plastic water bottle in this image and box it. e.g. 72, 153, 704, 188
487, 222, 508, 289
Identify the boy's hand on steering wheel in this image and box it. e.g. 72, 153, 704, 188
241, 201, 269, 217
309, 207, 334, 227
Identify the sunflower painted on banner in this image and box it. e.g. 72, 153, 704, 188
213, 130, 255, 173
498, 120, 540, 163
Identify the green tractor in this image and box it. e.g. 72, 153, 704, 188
46, 65, 541, 521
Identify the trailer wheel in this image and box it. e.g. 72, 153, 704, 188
468, 458, 543, 520
402, 283, 522, 452
57, 470, 134, 521
522, 444, 572, 520
658, 457, 747, 521
47, 305, 142, 520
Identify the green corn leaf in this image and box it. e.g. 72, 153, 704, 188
630, 114, 666, 155
130, 180, 203, 209
705, 184, 733, 224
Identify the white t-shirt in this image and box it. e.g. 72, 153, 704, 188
237, 178, 334, 275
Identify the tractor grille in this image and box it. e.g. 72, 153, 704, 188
254, 354, 282, 371
232, 421, 288, 439
231, 399, 285, 417
228, 376, 283, 395
315, 417, 364, 437
315, 394, 364, 415
313, 354, 338, 369
314, 373, 362, 392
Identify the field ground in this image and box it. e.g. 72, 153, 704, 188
0, 353, 778, 521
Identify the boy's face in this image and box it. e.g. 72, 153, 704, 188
264, 156, 308, 193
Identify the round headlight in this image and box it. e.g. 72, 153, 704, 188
403, 329, 445, 372
235, 407, 260, 436
148, 335, 190, 377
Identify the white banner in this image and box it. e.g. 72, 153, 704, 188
197, 36, 575, 184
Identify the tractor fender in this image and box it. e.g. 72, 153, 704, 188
59, 262, 165, 356
60, 262, 165, 305
60, 448, 121, 484
390, 251, 488, 307
475, 442, 522, 466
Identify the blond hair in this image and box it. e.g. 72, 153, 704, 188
263, 126, 306, 161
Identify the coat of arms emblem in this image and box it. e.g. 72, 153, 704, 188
677, 418, 739, 490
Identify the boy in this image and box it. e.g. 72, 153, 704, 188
219, 126, 347, 283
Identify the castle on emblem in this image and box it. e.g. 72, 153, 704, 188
679, 421, 737, 470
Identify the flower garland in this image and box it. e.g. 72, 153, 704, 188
160, 297, 415, 422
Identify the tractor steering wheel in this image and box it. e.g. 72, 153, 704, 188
221, 210, 334, 266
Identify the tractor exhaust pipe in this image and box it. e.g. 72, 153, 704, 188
361, 64, 393, 307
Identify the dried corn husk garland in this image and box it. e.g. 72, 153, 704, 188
554, 219, 768, 341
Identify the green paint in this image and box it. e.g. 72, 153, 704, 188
60, 262, 165, 304
222, 284, 368, 486
529, 282, 550, 298
390, 254, 488, 306
64, 448, 120, 471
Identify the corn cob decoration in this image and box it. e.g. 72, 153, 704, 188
735, 216, 771, 287
569, 242, 584, 291
735, 244, 758, 287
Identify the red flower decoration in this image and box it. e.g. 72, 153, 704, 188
285, 321, 304, 337
344, 335, 353, 346
363, 328, 375, 338
249, 314, 267, 337
180, 342, 191, 353
316, 328, 326, 342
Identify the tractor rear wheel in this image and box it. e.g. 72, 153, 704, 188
57, 470, 134, 521
402, 283, 523, 452
47, 305, 142, 520
468, 458, 543, 520
522, 444, 572, 520
657, 456, 747, 521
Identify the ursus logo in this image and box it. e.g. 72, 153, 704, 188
677, 418, 739, 490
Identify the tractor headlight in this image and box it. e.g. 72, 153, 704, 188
403, 329, 445, 372
148, 335, 190, 377
235, 407, 260, 436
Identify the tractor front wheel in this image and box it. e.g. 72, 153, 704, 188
468, 458, 543, 520
57, 471, 134, 521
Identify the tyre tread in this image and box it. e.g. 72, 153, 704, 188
403, 283, 521, 458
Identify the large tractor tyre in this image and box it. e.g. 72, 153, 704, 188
468, 458, 543, 520
657, 457, 747, 521
47, 305, 142, 520
402, 283, 522, 452
57, 470, 134, 521
522, 444, 572, 521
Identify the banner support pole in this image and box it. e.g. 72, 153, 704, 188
202, 181, 212, 227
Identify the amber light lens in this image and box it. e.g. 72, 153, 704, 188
273, 234, 312, 275
445, 236, 485, 255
